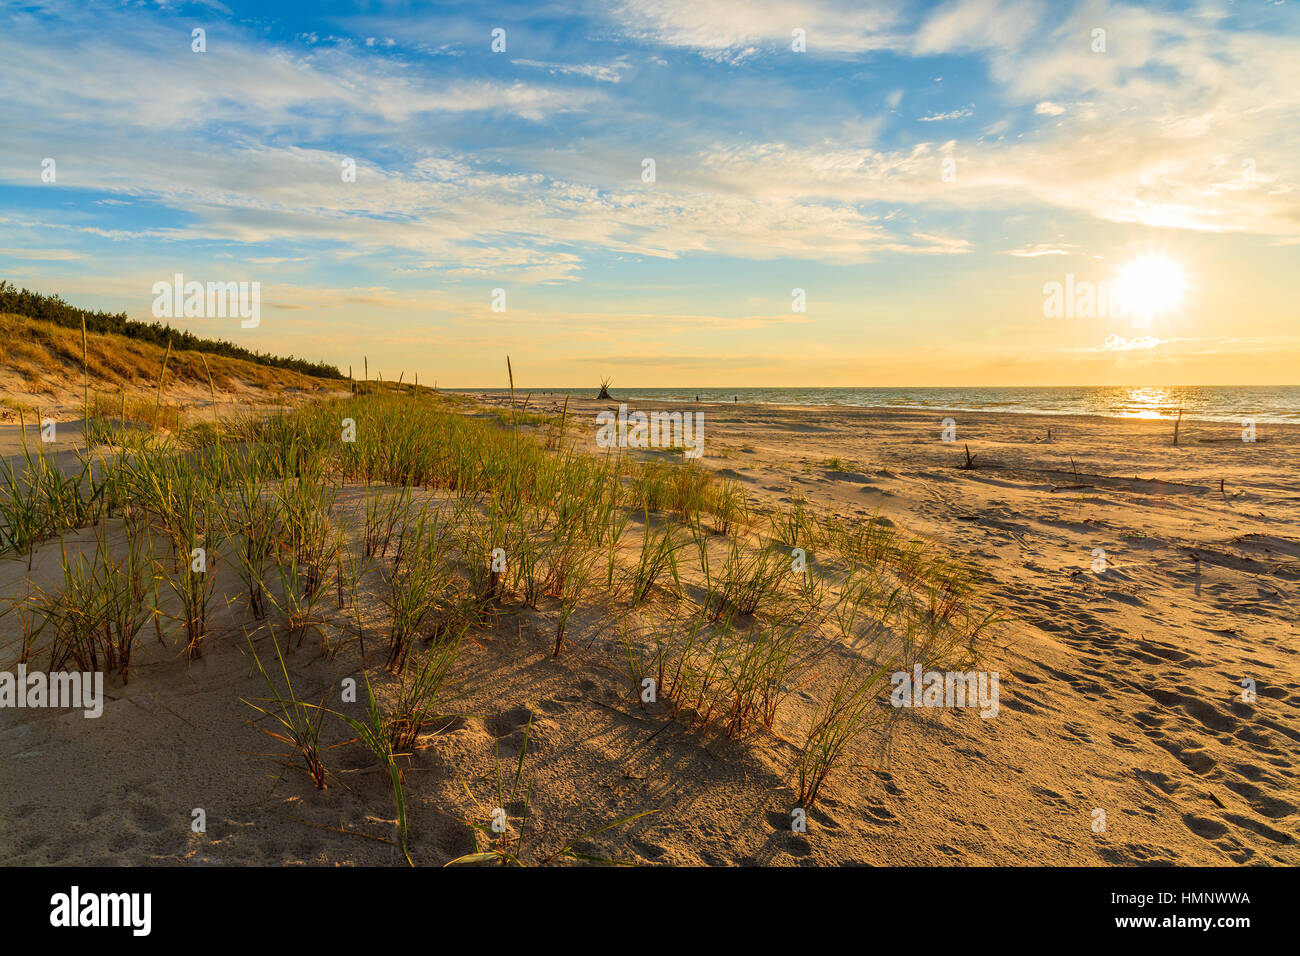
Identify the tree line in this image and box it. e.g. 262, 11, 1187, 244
0, 280, 344, 380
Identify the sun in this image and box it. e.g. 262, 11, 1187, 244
1113, 254, 1186, 325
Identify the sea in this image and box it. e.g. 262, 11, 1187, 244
452, 385, 1300, 425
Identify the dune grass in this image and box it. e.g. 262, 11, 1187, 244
1, 385, 997, 858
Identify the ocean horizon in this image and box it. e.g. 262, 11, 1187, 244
450, 385, 1300, 425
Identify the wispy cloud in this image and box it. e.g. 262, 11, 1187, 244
512, 58, 630, 83
0, 247, 83, 261
918, 107, 973, 122
1072, 335, 1238, 353
606, 0, 906, 58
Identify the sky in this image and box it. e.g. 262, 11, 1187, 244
0, 0, 1297, 387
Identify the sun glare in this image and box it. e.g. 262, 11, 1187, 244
1113, 254, 1187, 324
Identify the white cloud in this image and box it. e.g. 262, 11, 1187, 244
915, 0, 1047, 55
0, 248, 83, 261
2, 0, 1296, 286
918, 107, 973, 122
609, 0, 906, 57
1099, 334, 1165, 351
0, 12, 597, 134
512, 58, 630, 83
1072, 334, 1240, 353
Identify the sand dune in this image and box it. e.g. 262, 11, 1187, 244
1, 395, 1296, 865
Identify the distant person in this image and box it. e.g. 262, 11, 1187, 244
734, 395, 738, 403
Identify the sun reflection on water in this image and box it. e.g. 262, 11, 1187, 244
1113, 386, 1179, 419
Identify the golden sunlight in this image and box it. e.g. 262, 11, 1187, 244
1113, 254, 1187, 324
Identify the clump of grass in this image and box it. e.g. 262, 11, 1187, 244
330, 671, 413, 865
130, 446, 225, 658
721, 619, 807, 738
629, 514, 683, 603
387, 631, 462, 751
708, 479, 749, 535
243, 633, 329, 789
619, 608, 810, 739
795, 657, 896, 809
552, 546, 596, 656
363, 483, 411, 559
382, 504, 452, 670
42, 544, 103, 673
93, 522, 154, 679
831, 567, 901, 648
487, 407, 558, 429
450, 518, 504, 631
702, 535, 787, 621
38, 521, 155, 679
770, 496, 818, 552
267, 467, 342, 648
0, 412, 102, 562
223, 450, 279, 620
511, 528, 544, 608
182, 421, 225, 449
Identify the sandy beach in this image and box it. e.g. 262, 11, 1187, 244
2, 394, 1295, 866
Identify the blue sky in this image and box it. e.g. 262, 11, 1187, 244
1, 0, 1297, 386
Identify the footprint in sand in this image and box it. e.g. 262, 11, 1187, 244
1222, 813, 1294, 845
1180, 697, 1238, 733
1135, 768, 1181, 794
1150, 734, 1217, 774
1182, 813, 1229, 839
1222, 779, 1297, 819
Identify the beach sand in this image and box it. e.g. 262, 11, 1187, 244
2, 396, 1297, 865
